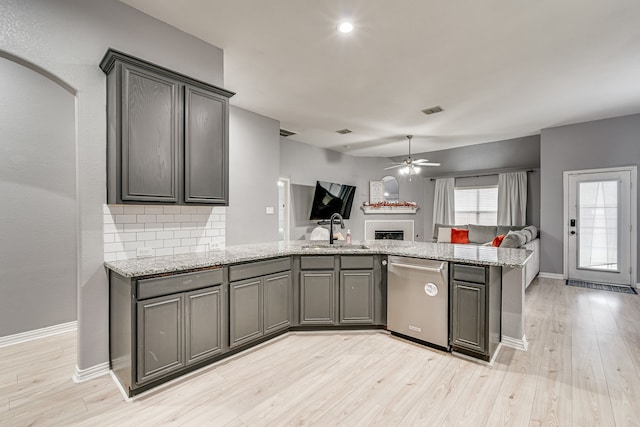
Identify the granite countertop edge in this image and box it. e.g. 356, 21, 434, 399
104, 240, 533, 278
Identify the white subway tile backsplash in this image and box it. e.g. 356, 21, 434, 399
155, 248, 174, 256
137, 214, 156, 223
115, 215, 137, 224
156, 231, 174, 240
104, 204, 225, 260
157, 215, 175, 223
144, 206, 164, 214
137, 231, 156, 241
124, 206, 145, 214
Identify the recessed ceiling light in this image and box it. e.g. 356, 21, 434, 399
337, 21, 354, 33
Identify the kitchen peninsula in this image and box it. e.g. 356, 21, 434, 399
106, 240, 532, 396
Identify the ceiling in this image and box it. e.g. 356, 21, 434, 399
122, 0, 640, 157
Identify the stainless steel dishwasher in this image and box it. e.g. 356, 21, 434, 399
387, 256, 449, 350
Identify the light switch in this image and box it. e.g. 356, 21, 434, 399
266, 206, 275, 215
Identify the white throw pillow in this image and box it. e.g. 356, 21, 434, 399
437, 227, 452, 243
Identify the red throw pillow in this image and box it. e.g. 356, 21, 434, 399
451, 228, 469, 244
492, 234, 506, 247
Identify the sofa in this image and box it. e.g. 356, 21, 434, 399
433, 223, 540, 288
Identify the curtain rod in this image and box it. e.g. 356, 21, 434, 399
428, 169, 536, 181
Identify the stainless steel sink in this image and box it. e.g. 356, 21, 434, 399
301, 243, 369, 250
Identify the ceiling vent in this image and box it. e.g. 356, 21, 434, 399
279, 128, 297, 137
336, 128, 352, 134
421, 106, 444, 115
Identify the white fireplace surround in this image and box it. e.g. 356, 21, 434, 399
364, 220, 415, 241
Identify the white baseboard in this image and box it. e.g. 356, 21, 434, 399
73, 361, 110, 383
501, 334, 528, 351
538, 272, 564, 280
0, 320, 77, 348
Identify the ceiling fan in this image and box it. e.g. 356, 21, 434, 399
384, 135, 440, 180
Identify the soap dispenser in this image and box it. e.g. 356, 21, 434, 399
346, 229, 352, 245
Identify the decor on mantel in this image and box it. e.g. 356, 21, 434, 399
361, 201, 419, 214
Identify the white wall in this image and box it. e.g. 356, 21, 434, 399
540, 113, 640, 276
0, 0, 225, 370
280, 138, 426, 241
0, 55, 77, 336
226, 107, 280, 245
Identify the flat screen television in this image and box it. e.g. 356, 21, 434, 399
309, 180, 357, 220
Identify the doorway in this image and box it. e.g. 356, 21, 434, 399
564, 167, 637, 286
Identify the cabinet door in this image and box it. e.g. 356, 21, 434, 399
300, 271, 335, 325
230, 278, 263, 348
121, 64, 179, 203
340, 270, 374, 324
185, 286, 223, 365
136, 294, 184, 384
451, 281, 486, 354
184, 85, 228, 205
263, 272, 292, 334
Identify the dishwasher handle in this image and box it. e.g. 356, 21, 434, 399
389, 261, 447, 273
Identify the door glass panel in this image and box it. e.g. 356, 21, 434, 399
578, 180, 618, 270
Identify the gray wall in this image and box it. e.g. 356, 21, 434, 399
0, 56, 77, 336
1, 0, 224, 370
226, 106, 280, 245
540, 114, 640, 276
280, 138, 426, 241
416, 135, 542, 240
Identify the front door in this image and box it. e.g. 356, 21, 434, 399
567, 169, 633, 285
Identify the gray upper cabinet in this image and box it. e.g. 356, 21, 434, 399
100, 49, 234, 205
184, 85, 228, 204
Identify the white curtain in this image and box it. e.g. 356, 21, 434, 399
433, 178, 455, 225
497, 171, 527, 226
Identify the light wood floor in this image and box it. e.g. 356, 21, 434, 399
1, 277, 640, 426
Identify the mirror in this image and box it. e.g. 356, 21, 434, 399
381, 175, 399, 202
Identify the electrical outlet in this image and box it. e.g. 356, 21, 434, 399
136, 247, 154, 258
265, 206, 275, 215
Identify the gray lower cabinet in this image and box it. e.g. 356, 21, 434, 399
451, 281, 486, 354
339, 270, 374, 324
229, 258, 292, 348
100, 49, 234, 205
137, 294, 185, 384
110, 268, 226, 396
185, 287, 223, 365
300, 271, 336, 325
229, 278, 263, 347
450, 264, 501, 361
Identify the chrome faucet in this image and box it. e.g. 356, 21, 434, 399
329, 213, 345, 245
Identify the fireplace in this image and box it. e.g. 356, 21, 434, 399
364, 220, 414, 241
374, 230, 404, 240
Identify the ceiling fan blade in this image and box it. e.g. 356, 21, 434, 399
412, 159, 431, 163
384, 164, 405, 170
417, 162, 441, 167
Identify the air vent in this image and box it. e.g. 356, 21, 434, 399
336, 128, 352, 134
421, 106, 444, 115
279, 128, 297, 137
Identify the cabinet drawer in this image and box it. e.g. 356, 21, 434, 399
229, 257, 291, 282
137, 268, 223, 300
452, 264, 486, 284
300, 256, 335, 270
340, 256, 374, 270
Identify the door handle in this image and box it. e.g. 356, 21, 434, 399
570, 231, 576, 235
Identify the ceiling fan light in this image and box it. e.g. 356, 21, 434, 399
412, 166, 421, 174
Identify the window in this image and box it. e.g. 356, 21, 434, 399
454, 186, 498, 225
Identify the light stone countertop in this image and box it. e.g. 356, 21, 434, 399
104, 240, 533, 278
